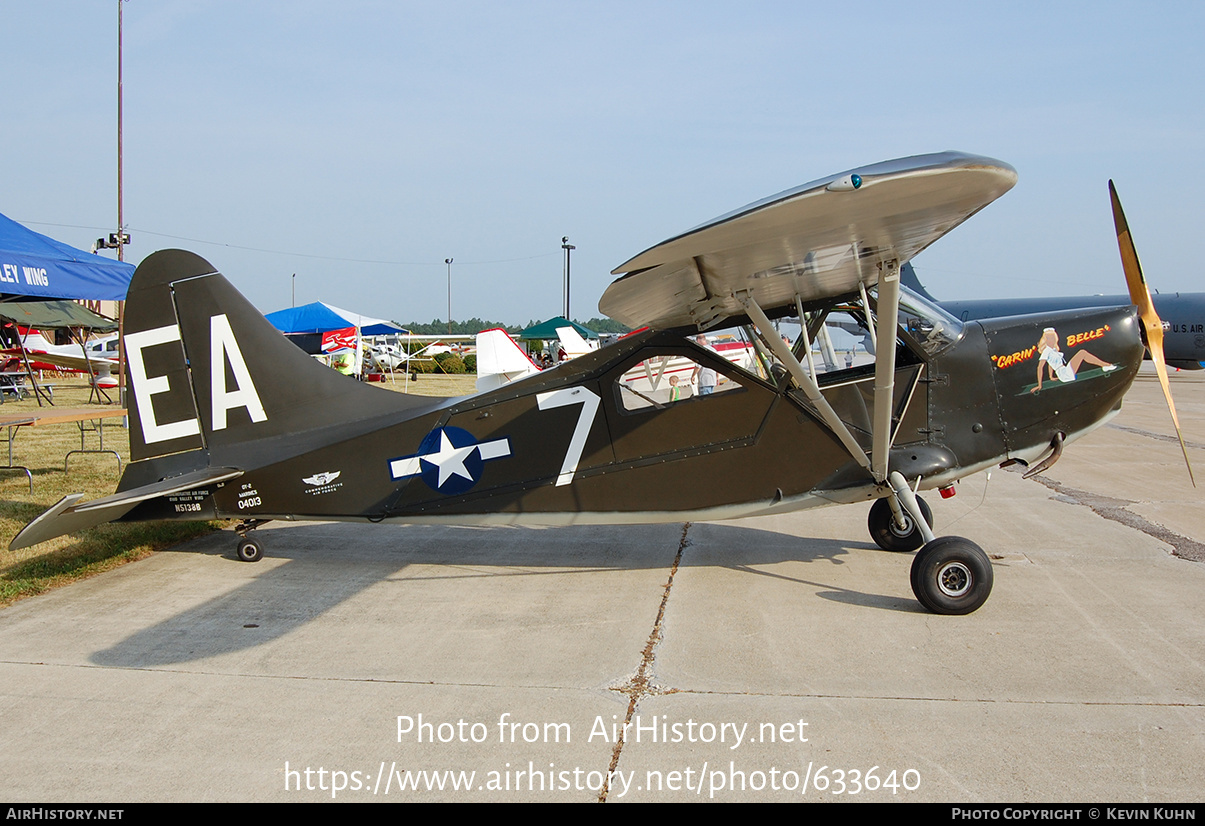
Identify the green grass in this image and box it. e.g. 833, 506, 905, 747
371, 371, 478, 397
0, 378, 220, 606
0, 371, 476, 606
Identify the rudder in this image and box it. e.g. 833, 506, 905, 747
124, 250, 427, 462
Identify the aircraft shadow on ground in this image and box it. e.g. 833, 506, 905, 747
89, 521, 896, 668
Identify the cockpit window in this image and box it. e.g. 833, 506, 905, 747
615, 351, 747, 412
692, 284, 961, 395
895, 286, 964, 356
639, 282, 962, 402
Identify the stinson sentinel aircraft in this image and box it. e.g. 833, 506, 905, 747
12, 152, 1188, 615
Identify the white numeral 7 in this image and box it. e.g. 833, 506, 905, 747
536, 386, 600, 486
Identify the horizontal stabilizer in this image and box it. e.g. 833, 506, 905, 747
9, 467, 243, 551
76, 467, 244, 511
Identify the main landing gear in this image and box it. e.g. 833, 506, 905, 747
910, 536, 993, 615
871, 473, 993, 615
234, 519, 271, 562
868, 496, 933, 552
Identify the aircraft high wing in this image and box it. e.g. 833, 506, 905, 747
11, 151, 1176, 615
3, 332, 120, 387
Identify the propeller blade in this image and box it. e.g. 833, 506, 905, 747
1110, 180, 1195, 486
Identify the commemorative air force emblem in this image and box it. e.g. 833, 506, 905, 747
388, 426, 512, 495
303, 471, 341, 486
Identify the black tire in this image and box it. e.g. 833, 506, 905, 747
236, 538, 263, 563
910, 536, 993, 615
868, 496, 933, 552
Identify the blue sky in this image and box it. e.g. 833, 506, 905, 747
5, 1, 1203, 324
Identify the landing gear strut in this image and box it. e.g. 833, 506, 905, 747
868, 496, 933, 552
234, 519, 271, 562
874, 472, 994, 615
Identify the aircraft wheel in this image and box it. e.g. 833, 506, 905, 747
868, 496, 932, 552
910, 536, 993, 615
236, 538, 263, 563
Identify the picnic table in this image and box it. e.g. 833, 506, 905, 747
0, 371, 30, 401
0, 371, 58, 403
0, 407, 127, 492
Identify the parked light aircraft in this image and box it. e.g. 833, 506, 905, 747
363, 334, 476, 374
3, 331, 121, 387
11, 152, 1186, 615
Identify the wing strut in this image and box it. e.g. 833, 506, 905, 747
868, 261, 933, 538
744, 261, 906, 486
859, 282, 877, 351
871, 260, 901, 484
793, 295, 818, 377
740, 294, 872, 473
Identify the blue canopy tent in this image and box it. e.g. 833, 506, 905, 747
265, 302, 408, 336
0, 212, 133, 301
266, 302, 410, 378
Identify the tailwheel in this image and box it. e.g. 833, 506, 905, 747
910, 536, 993, 615
234, 519, 270, 563
236, 538, 263, 563
868, 496, 933, 552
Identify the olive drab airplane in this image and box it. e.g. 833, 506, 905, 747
10, 152, 1190, 615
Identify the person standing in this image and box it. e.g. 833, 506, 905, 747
692, 334, 718, 396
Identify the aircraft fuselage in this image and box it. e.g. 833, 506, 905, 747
939, 293, 1203, 370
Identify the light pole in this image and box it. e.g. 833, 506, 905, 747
445, 258, 453, 335
117, 0, 127, 414
561, 237, 575, 320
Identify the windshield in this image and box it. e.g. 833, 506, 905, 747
895, 285, 964, 356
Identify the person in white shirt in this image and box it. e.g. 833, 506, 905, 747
692, 334, 718, 396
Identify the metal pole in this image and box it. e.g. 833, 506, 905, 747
445, 258, 453, 335
117, 0, 123, 265
116, 0, 126, 415
561, 237, 575, 320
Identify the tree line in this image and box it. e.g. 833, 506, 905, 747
400, 317, 631, 336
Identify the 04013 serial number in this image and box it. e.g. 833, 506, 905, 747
804, 765, 920, 795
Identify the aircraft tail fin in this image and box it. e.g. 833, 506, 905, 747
899, 262, 938, 302
474, 327, 541, 392
123, 250, 430, 462
10, 250, 435, 551
556, 326, 596, 357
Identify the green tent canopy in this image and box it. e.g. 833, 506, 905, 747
518, 317, 597, 341
0, 301, 119, 406
0, 300, 117, 331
